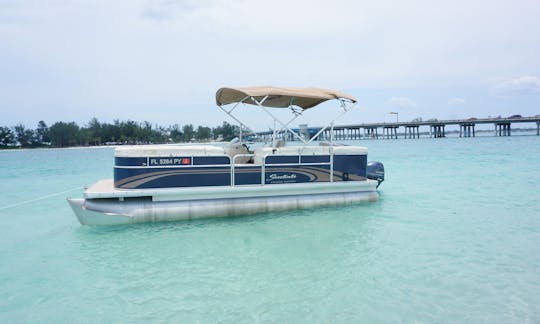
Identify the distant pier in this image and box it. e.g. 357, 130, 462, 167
255, 116, 540, 141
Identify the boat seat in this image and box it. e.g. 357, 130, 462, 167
224, 143, 251, 164
115, 145, 227, 157
253, 146, 330, 164
253, 145, 367, 164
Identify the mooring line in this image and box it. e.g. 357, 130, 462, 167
0, 186, 81, 211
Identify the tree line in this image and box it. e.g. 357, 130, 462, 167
0, 118, 240, 148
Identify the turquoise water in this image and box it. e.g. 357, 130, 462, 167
1, 136, 539, 323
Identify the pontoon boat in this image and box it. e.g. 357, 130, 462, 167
68, 87, 384, 225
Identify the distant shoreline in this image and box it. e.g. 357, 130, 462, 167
2, 129, 539, 151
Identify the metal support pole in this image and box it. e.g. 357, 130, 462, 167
239, 125, 243, 142
330, 122, 334, 182
330, 122, 334, 146
305, 102, 353, 146
272, 120, 277, 147
218, 105, 263, 142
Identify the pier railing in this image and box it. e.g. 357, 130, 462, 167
254, 116, 540, 140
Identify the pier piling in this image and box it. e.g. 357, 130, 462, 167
406, 125, 420, 139
430, 125, 445, 138
364, 127, 378, 139
383, 126, 398, 139
459, 124, 476, 137
495, 123, 511, 136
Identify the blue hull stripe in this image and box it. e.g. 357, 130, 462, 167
114, 155, 367, 189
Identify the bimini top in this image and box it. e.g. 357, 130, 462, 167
216, 86, 357, 109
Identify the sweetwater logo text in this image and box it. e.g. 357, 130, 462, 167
266, 173, 297, 183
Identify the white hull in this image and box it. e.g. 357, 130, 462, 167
68, 180, 379, 225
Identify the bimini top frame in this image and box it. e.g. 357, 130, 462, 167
216, 86, 357, 147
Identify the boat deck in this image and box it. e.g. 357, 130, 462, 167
83, 178, 378, 202
86, 179, 115, 194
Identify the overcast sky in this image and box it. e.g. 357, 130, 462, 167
1, 0, 539, 129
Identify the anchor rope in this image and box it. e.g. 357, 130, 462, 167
0, 186, 81, 211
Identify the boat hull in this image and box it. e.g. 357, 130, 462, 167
68, 181, 379, 225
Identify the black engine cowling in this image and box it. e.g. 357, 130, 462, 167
367, 161, 385, 188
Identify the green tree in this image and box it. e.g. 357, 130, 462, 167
14, 124, 36, 147
120, 120, 138, 143
139, 121, 153, 144
36, 120, 50, 144
153, 126, 168, 143
78, 128, 92, 146
195, 126, 212, 141
213, 121, 239, 141
87, 117, 102, 145
182, 124, 194, 142
49, 122, 80, 147
1, 118, 246, 148
111, 119, 121, 142
0, 127, 15, 146
100, 122, 115, 143
168, 124, 183, 142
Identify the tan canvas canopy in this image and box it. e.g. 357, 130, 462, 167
216, 86, 357, 109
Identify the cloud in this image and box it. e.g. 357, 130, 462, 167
491, 76, 540, 97
142, 0, 215, 20
388, 97, 417, 109
2, 0, 540, 127
448, 98, 465, 105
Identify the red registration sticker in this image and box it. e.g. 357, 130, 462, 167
181, 158, 191, 165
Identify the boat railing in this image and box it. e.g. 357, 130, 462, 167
263, 154, 334, 183
231, 153, 334, 186
231, 154, 256, 186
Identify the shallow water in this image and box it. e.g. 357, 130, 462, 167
1, 136, 539, 323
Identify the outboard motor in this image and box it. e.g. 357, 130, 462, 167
367, 161, 385, 188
